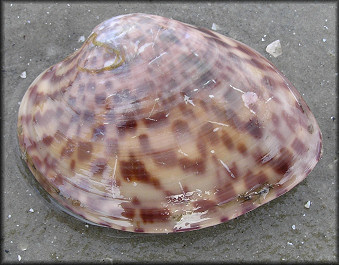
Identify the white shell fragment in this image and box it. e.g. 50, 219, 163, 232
20, 71, 27, 79
78, 35, 86, 42
266, 40, 282, 57
211, 23, 221, 31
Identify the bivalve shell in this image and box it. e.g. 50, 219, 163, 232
17, 13, 322, 233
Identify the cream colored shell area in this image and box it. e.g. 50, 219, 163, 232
17, 13, 322, 233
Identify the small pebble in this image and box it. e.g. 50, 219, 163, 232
322, 38, 327, 42
29, 208, 34, 213
292, 224, 296, 230
18, 255, 21, 261
85, 224, 89, 228
20, 71, 26, 79
330, 116, 335, 121
304, 201, 311, 209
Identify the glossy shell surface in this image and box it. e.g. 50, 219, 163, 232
17, 13, 322, 233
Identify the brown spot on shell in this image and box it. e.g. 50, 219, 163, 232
120, 203, 135, 220
295, 100, 305, 114
249, 58, 267, 71
220, 216, 229, 223
152, 150, 178, 167
237, 142, 248, 155
291, 138, 308, 155
196, 26, 221, 39
262, 75, 275, 91
42, 135, 53, 146
199, 123, 219, 145
105, 110, 115, 123
82, 110, 95, 124
77, 142, 93, 161
236, 43, 259, 59
34, 109, 54, 126
229, 162, 239, 178
116, 112, 137, 135
244, 170, 268, 190
134, 227, 145, 233
207, 36, 232, 50
55, 107, 64, 118
43, 154, 57, 172
139, 134, 151, 153
34, 92, 46, 105
58, 122, 70, 134
271, 148, 294, 175
53, 173, 64, 186
70, 160, 75, 171
22, 114, 32, 125
31, 155, 42, 170
244, 118, 263, 139
92, 124, 106, 140
196, 141, 207, 157
119, 155, 160, 187
91, 158, 107, 175
282, 110, 298, 133
143, 111, 168, 128
221, 131, 234, 150
271, 113, 280, 127
179, 158, 205, 175
131, 197, 140, 205
95, 92, 107, 105
140, 208, 170, 223
198, 99, 209, 111
172, 119, 191, 137
61, 139, 76, 157
251, 146, 267, 163
215, 182, 237, 205
106, 138, 118, 155
193, 200, 216, 212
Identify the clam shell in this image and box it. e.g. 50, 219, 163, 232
17, 13, 322, 233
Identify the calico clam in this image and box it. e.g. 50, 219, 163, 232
17, 13, 322, 233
